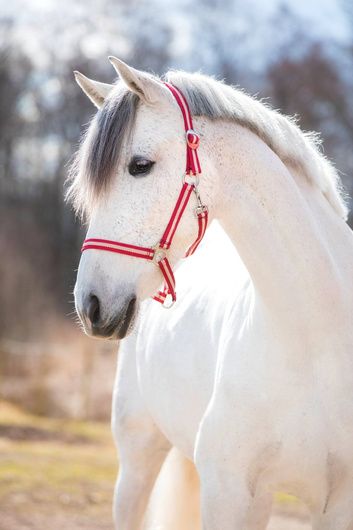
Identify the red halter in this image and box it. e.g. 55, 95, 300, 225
82, 83, 208, 308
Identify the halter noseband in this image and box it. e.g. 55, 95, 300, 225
82, 83, 208, 308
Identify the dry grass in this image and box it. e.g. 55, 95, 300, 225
0, 401, 311, 530
0, 401, 117, 529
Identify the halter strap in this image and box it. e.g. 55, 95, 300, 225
82, 83, 208, 308
164, 82, 201, 176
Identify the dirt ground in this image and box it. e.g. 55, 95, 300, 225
0, 512, 311, 530
0, 401, 311, 530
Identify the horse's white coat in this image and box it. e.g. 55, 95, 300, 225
133, 222, 248, 459
73, 60, 353, 530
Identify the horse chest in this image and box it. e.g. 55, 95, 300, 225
137, 316, 220, 460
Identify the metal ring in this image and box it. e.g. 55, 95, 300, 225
162, 294, 176, 309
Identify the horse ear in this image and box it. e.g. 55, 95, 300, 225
74, 71, 114, 108
108, 56, 167, 104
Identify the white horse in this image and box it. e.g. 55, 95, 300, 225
112, 221, 275, 530
69, 57, 353, 530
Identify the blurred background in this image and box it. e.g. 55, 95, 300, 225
0, 0, 352, 528
1, 0, 353, 420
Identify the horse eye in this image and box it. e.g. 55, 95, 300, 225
129, 158, 155, 177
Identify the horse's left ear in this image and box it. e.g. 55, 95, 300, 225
74, 71, 114, 108
108, 56, 168, 105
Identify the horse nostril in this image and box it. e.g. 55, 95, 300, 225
87, 295, 100, 325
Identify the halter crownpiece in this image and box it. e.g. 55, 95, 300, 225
82, 82, 208, 308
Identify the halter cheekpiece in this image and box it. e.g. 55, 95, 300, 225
82, 82, 208, 308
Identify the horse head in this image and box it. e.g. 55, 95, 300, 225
70, 58, 214, 339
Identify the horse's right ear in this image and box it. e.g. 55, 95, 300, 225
74, 71, 114, 108
108, 56, 169, 105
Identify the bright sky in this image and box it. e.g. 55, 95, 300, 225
1, 0, 351, 74
2, 0, 350, 43
253, 0, 350, 42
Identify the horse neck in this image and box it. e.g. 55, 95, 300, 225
203, 119, 353, 336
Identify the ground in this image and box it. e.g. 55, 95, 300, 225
0, 401, 311, 530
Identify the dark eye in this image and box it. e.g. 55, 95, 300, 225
128, 157, 155, 177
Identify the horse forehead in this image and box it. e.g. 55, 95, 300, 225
133, 101, 184, 142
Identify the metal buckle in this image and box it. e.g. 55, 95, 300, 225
195, 205, 209, 217
182, 171, 200, 187
151, 244, 169, 266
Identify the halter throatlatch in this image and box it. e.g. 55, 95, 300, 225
82, 82, 208, 308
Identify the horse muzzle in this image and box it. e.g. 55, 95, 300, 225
77, 292, 138, 340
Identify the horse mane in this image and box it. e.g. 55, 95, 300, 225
67, 70, 348, 220
166, 71, 348, 220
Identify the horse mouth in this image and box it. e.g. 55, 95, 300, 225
109, 296, 138, 340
